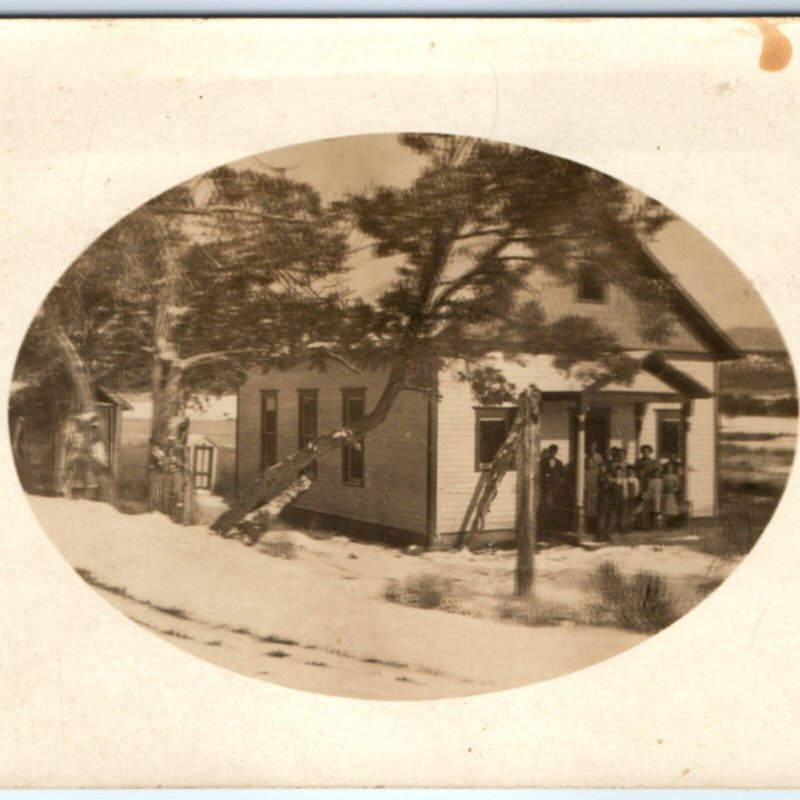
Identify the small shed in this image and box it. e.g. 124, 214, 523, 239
10, 385, 133, 496
187, 433, 219, 493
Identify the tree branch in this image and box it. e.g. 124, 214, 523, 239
179, 349, 261, 370
306, 345, 361, 374
149, 205, 315, 225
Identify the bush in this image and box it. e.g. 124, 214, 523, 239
384, 573, 456, 610
258, 533, 296, 559
497, 598, 576, 627
587, 561, 679, 633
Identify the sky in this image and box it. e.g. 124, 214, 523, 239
232, 133, 778, 333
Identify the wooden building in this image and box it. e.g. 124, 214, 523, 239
235, 246, 741, 547
11, 385, 132, 496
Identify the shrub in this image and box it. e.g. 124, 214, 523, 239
587, 561, 679, 633
383, 573, 455, 610
497, 598, 576, 627
258, 533, 296, 560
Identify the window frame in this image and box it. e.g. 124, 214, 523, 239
298, 389, 319, 479
576, 264, 607, 304
260, 390, 278, 471
341, 388, 366, 487
656, 408, 685, 462
474, 406, 517, 472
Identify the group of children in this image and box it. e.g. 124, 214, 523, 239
584, 444, 685, 538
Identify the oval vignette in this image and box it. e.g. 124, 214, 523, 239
10, 133, 797, 700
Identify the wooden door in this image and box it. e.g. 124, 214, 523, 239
193, 444, 214, 491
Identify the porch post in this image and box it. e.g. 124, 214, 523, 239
682, 399, 693, 509
634, 402, 645, 458
575, 393, 586, 539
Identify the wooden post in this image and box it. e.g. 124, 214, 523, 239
682, 399, 693, 510
574, 394, 586, 539
634, 402, 645, 459
515, 386, 541, 597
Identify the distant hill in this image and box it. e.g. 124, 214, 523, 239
727, 326, 787, 353
720, 351, 796, 400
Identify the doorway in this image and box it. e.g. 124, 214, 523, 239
570, 407, 611, 464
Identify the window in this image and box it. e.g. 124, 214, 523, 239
298, 390, 319, 479
342, 389, 366, 486
475, 407, 517, 471
577, 264, 606, 303
656, 409, 684, 462
260, 391, 278, 470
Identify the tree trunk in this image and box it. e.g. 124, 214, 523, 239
146, 222, 196, 525
515, 386, 541, 597
49, 323, 118, 507
231, 475, 313, 543
148, 364, 196, 525
211, 364, 408, 535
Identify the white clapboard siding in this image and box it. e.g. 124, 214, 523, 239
638, 357, 717, 517
435, 361, 576, 535
526, 270, 708, 353
237, 363, 430, 535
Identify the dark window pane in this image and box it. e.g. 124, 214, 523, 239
479, 418, 509, 467
298, 392, 318, 479
577, 265, 605, 302
344, 440, 365, 483
658, 419, 682, 460
342, 389, 366, 484
261, 391, 278, 470
345, 396, 364, 424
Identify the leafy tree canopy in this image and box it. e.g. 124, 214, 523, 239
343, 134, 675, 394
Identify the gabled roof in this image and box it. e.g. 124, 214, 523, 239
637, 241, 743, 361
639, 352, 713, 399
478, 353, 712, 400
96, 385, 134, 410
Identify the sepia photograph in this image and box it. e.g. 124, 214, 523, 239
9, 131, 796, 701
3, 17, 800, 787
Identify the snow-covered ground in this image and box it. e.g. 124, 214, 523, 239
721, 415, 797, 436
720, 415, 797, 453
29, 496, 736, 700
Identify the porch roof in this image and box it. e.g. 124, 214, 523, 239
492, 353, 712, 401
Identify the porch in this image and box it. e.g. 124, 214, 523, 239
537, 352, 714, 541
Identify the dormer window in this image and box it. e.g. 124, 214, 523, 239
577, 265, 606, 303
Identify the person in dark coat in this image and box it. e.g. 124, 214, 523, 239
540, 444, 566, 530
635, 445, 658, 492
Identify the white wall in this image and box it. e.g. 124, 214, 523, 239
238, 363, 430, 537
435, 363, 575, 535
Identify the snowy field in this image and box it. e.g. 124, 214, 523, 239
124, 393, 237, 421
721, 415, 797, 450
30, 496, 737, 700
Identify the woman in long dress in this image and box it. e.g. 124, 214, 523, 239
645, 465, 664, 529
662, 462, 682, 527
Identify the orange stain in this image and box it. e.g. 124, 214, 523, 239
752, 18, 793, 72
